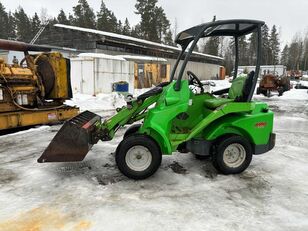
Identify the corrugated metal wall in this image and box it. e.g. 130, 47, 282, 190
91, 49, 222, 80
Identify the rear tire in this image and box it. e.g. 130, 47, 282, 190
212, 136, 252, 174
116, 134, 162, 180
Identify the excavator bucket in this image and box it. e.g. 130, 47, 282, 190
38, 111, 101, 163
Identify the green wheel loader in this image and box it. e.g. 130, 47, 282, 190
38, 19, 276, 179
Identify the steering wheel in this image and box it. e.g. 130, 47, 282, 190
187, 71, 204, 93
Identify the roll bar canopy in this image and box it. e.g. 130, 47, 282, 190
175, 19, 264, 46
172, 19, 264, 102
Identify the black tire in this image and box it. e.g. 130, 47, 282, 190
123, 124, 142, 138
212, 136, 252, 175
261, 89, 267, 96
115, 134, 162, 180
256, 87, 261, 95
195, 154, 210, 160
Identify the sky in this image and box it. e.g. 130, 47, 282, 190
1, 0, 307, 45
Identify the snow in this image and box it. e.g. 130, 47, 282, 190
116, 55, 167, 62
65, 92, 126, 113
0, 82, 308, 231
77, 53, 126, 61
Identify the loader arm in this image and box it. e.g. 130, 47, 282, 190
38, 90, 162, 163
97, 93, 162, 141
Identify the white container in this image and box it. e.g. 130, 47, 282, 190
71, 54, 134, 95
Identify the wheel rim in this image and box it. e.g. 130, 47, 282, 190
125, 145, 152, 171
223, 143, 246, 168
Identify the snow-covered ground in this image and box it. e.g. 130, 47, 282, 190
0, 81, 307, 231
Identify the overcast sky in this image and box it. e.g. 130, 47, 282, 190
1, 0, 307, 45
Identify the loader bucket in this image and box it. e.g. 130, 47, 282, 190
38, 111, 101, 163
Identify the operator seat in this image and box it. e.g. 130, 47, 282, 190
204, 71, 255, 109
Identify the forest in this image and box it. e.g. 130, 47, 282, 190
0, 0, 307, 73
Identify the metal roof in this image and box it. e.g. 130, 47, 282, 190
54, 24, 224, 61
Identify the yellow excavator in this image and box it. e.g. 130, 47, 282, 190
0, 39, 78, 131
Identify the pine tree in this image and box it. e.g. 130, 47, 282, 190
301, 34, 308, 70
288, 35, 303, 70
135, 0, 171, 43
238, 36, 249, 65
122, 18, 131, 35
57, 9, 70, 24
248, 32, 257, 65
7, 12, 16, 39
0, 2, 9, 39
154, 6, 170, 42
68, 13, 74, 24
261, 24, 270, 65
223, 38, 235, 76
117, 20, 123, 33
96, 0, 118, 32
164, 29, 174, 46
131, 24, 142, 38
14, 7, 32, 42
72, 0, 96, 28
31, 13, 41, 36
269, 25, 280, 65
280, 45, 289, 68
135, 0, 156, 40
203, 37, 220, 56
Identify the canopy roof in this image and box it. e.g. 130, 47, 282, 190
175, 19, 265, 46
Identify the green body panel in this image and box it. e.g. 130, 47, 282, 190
203, 98, 233, 109
99, 79, 274, 156
203, 102, 274, 145
139, 80, 191, 154
140, 80, 273, 154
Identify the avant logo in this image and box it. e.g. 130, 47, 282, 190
255, 122, 267, 128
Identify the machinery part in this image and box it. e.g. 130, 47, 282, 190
123, 124, 142, 138
278, 87, 284, 96
39, 19, 275, 180
212, 136, 252, 174
38, 111, 101, 163
259, 73, 291, 97
0, 41, 75, 131
0, 106, 78, 130
0, 39, 51, 52
35, 55, 56, 96
115, 134, 162, 179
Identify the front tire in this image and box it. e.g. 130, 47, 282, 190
123, 124, 142, 138
116, 134, 162, 180
212, 136, 252, 174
